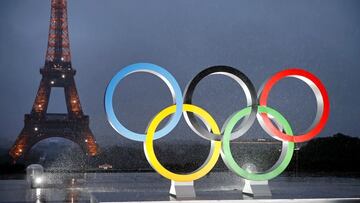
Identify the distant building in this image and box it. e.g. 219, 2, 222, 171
99, 163, 113, 170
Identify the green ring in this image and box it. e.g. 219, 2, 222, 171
221, 106, 294, 181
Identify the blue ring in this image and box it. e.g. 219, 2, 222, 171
104, 63, 183, 142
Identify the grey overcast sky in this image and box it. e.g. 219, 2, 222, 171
0, 0, 360, 148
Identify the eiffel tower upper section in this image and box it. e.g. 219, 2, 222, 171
45, 0, 72, 68
31, 0, 84, 118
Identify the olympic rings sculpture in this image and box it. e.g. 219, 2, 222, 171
104, 63, 330, 182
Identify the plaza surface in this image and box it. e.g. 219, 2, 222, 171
0, 172, 359, 202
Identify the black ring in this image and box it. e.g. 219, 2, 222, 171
183, 66, 258, 141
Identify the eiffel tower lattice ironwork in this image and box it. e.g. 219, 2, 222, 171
9, 0, 98, 160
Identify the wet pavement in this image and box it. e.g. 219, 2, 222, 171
0, 172, 359, 202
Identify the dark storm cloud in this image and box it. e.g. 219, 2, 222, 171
1, 0, 360, 147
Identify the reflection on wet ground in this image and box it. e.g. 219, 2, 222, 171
0, 172, 359, 202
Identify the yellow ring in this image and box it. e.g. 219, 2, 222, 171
144, 104, 221, 182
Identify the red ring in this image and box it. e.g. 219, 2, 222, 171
259, 68, 330, 143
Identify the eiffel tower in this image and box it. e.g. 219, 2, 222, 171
9, 0, 98, 161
